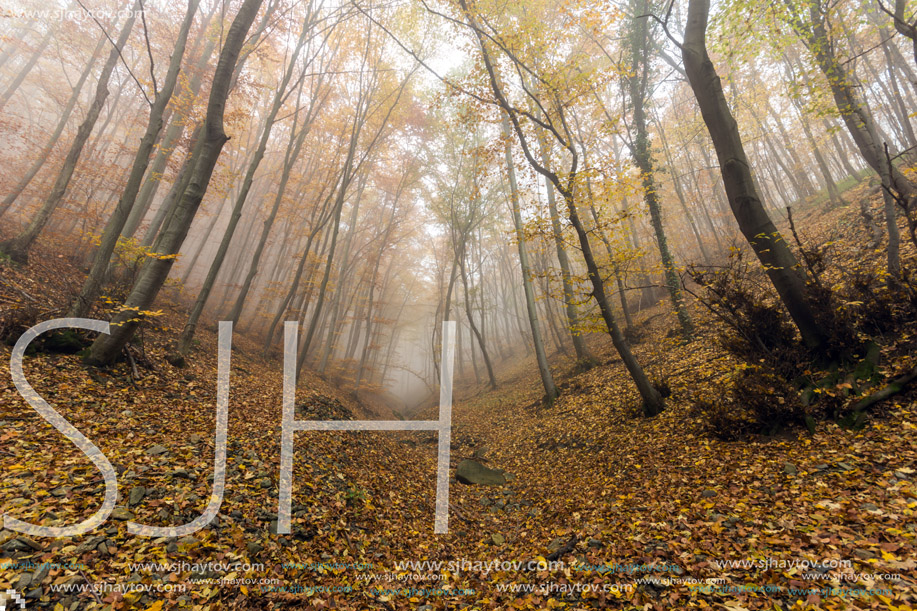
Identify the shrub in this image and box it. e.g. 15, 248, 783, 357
695, 366, 804, 440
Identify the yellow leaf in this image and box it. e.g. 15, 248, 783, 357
145, 602, 165, 611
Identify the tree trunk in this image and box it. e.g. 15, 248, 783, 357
0, 34, 106, 219
791, 0, 909, 276
626, 0, 693, 337
536, 128, 591, 360
174, 22, 313, 355
0, 6, 138, 263
122, 35, 219, 238
682, 0, 827, 352
459, 240, 497, 388
69, 0, 200, 318
87, 0, 265, 365
502, 117, 557, 401
227, 99, 318, 326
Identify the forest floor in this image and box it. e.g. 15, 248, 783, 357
1, 181, 916, 611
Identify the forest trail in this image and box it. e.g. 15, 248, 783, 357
2, 182, 916, 610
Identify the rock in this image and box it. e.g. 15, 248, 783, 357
166, 541, 177, 553
473, 447, 489, 460
260, 478, 272, 489
783, 462, 797, 475
861, 502, 879, 511
172, 469, 192, 479
177, 535, 199, 547
456, 460, 506, 486
189, 434, 202, 444
17, 536, 43, 551
129, 486, 146, 506
146, 444, 168, 456
110, 507, 134, 521
547, 537, 565, 553
587, 538, 602, 549
813, 464, 829, 471
837, 462, 855, 471
121, 410, 134, 417
75, 536, 105, 554
491, 533, 505, 545
269, 520, 279, 535
246, 542, 263, 555
50, 486, 69, 497
701, 489, 717, 498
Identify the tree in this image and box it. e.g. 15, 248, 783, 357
453, 0, 665, 414
87, 0, 267, 365
622, 0, 694, 337
681, 0, 828, 351
69, 0, 201, 318
173, 9, 323, 358
502, 117, 558, 402
780, 0, 915, 276
0, 3, 140, 263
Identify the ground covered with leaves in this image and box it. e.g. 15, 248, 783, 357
2, 188, 916, 610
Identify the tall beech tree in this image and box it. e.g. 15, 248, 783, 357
779, 0, 916, 276
173, 9, 323, 358
69, 0, 201, 318
0, 4, 139, 264
681, 0, 828, 352
454, 0, 665, 415
87, 0, 266, 365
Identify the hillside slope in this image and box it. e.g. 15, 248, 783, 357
2, 187, 916, 611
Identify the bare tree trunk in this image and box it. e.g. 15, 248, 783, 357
682, 0, 827, 352
87, 0, 265, 365
69, 0, 200, 318
0, 34, 106, 219
502, 117, 557, 401
0, 26, 53, 111
0, 6, 138, 263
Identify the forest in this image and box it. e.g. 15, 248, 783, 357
0, 0, 916, 609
